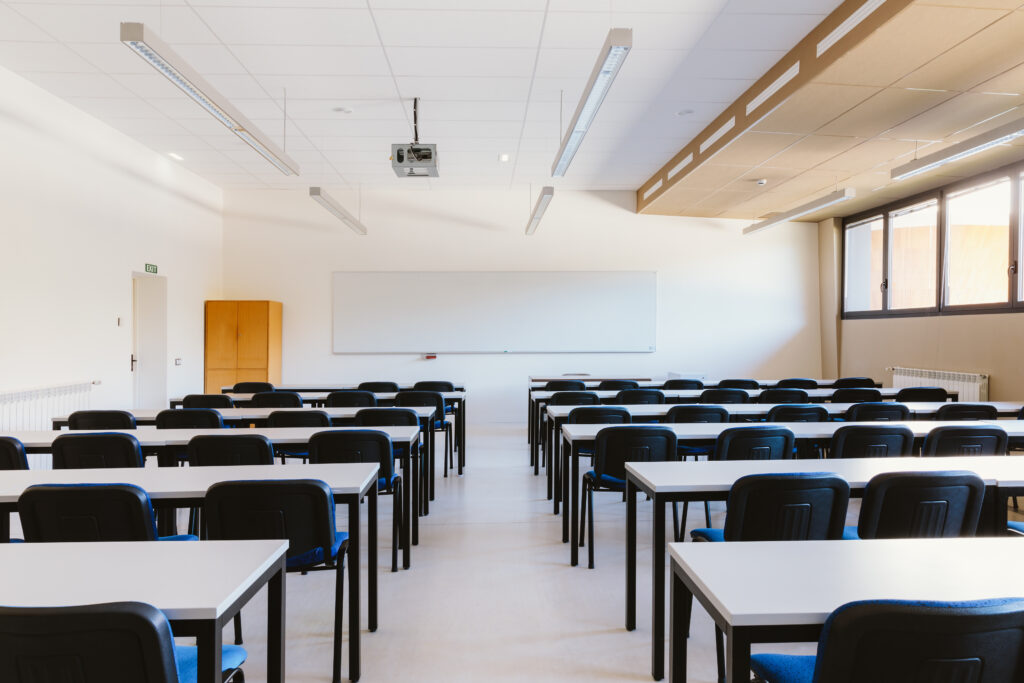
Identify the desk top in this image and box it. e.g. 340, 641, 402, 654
670, 537, 1024, 628
53, 406, 437, 423
221, 383, 465, 392
533, 388, 934, 401
546, 402, 1024, 419
530, 378, 879, 389
0, 540, 287, 620
200, 390, 466, 402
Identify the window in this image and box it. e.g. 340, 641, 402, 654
944, 178, 1010, 307
843, 216, 883, 312
888, 200, 937, 310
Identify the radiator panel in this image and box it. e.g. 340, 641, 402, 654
889, 367, 988, 402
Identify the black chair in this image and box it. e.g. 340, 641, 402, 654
615, 389, 665, 405
18, 483, 196, 542
51, 432, 143, 469
922, 425, 1008, 456
774, 378, 818, 389
354, 408, 420, 427
326, 390, 377, 408
766, 404, 828, 422
757, 388, 809, 404
67, 410, 136, 430
182, 393, 234, 409
717, 379, 760, 390
233, 381, 273, 393
832, 376, 876, 388
265, 410, 332, 463
831, 388, 882, 403
597, 380, 639, 391
543, 380, 586, 391
844, 402, 910, 421
252, 391, 302, 408
568, 406, 631, 426
662, 379, 704, 390
309, 430, 404, 573
664, 405, 729, 530
830, 425, 915, 459
155, 408, 223, 429
0, 601, 247, 683
205, 479, 347, 683
580, 426, 676, 569
358, 381, 400, 393
188, 434, 276, 467
700, 388, 749, 404
549, 391, 600, 406
712, 426, 796, 461
414, 380, 455, 392
665, 405, 729, 425
848, 471, 985, 540
750, 598, 1024, 683
896, 386, 948, 402
935, 403, 998, 421
0, 436, 28, 470
396, 391, 453, 477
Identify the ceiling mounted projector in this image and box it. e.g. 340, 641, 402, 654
391, 97, 438, 178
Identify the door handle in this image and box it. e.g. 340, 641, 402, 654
130, 354, 137, 372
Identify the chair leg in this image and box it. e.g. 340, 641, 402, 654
333, 542, 348, 683
233, 612, 243, 645
587, 487, 595, 569
704, 501, 711, 528
672, 502, 681, 542
579, 481, 587, 548
715, 625, 725, 683
442, 426, 448, 478
679, 501, 689, 537
391, 485, 399, 573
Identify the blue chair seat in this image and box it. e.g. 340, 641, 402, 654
175, 643, 247, 683
842, 526, 860, 540
287, 533, 348, 570
159, 534, 199, 542
690, 527, 724, 542
378, 472, 400, 490
750, 653, 815, 683
1009, 520, 1024, 535
584, 470, 624, 490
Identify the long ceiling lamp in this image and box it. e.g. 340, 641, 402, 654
743, 188, 855, 235
524, 186, 554, 235
120, 22, 300, 176
551, 28, 632, 177
309, 187, 368, 235
891, 116, 1024, 181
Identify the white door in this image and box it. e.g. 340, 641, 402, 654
131, 274, 168, 409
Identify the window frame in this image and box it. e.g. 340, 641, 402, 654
841, 159, 1024, 320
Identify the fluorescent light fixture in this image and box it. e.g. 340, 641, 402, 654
551, 28, 631, 177
816, 0, 885, 57
525, 186, 554, 235
121, 22, 300, 176
744, 188, 856, 235
168, 152, 184, 161
309, 187, 368, 235
890, 116, 1024, 181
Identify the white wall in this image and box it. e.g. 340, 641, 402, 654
0, 65, 223, 408
222, 187, 822, 422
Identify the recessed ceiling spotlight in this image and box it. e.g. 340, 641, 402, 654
676, 108, 695, 117
168, 152, 184, 161
499, 153, 510, 163
755, 178, 768, 186
332, 106, 353, 114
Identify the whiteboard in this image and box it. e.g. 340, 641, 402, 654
332, 271, 657, 354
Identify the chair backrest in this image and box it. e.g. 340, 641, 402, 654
182, 393, 234, 409
857, 471, 985, 539
616, 389, 665, 405
326, 390, 378, 408
597, 379, 640, 391
665, 405, 730, 423
812, 598, 1024, 683
354, 408, 420, 427
832, 377, 876, 388
922, 426, 1008, 457
549, 391, 600, 406
358, 381, 400, 393
413, 380, 455, 392
775, 378, 819, 389
188, 434, 276, 466
68, 410, 136, 430
252, 391, 303, 408
395, 390, 446, 416
593, 426, 677, 481
766, 404, 829, 422
712, 426, 795, 461
662, 379, 704, 390
265, 410, 332, 428
204, 479, 339, 570
723, 473, 850, 541
51, 433, 143, 469
935, 403, 999, 421
0, 602, 180, 683
568, 406, 631, 425
0, 437, 28, 470
844, 402, 910, 422
309, 430, 395, 481
831, 388, 883, 403
830, 425, 915, 459
154, 408, 223, 429
19, 483, 158, 542
896, 386, 948, 402
699, 388, 749, 404
717, 379, 761, 390
233, 381, 273, 393
544, 380, 586, 391
757, 388, 810, 404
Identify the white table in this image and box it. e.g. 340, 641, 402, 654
221, 382, 465, 392
624, 452, 1024, 680
0, 539, 287, 683
0, 462, 376, 681
51, 405, 438, 429
669, 538, 1024, 682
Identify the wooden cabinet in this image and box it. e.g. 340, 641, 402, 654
204, 300, 282, 393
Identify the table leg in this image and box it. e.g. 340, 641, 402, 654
411, 443, 420, 547
570, 443, 580, 567
626, 479, 637, 631
425, 417, 435, 503
403, 448, 412, 568
368, 484, 378, 632
652, 495, 666, 680
669, 568, 693, 683
561, 437, 571, 537
347, 494, 361, 682
528, 397, 535, 450
546, 416, 554, 500
458, 398, 465, 475
195, 620, 222, 683
267, 564, 286, 683
726, 627, 751, 683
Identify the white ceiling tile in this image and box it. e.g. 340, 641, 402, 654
0, 42, 97, 72
19, 72, 134, 98
387, 47, 536, 78
132, 134, 213, 152
7, 5, 217, 44
230, 46, 391, 76
374, 9, 544, 48
113, 72, 191, 98
104, 116, 188, 135
422, 120, 522, 138
0, 5, 52, 41
203, 74, 270, 99
64, 96, 165, 119
535, 48, 600, 79
232, 98, 286, 121
395, 76, 532, 100
275, 118, 409, 137
723, 0, 838, 14
664, 77, 755, 103
255, 75, 398, 100
697, 12, 824, 51
68, 42, 151, 74
171, 44, 249, 75
192, 7, 378, 46
282, 98, 408, 120
371, 0, 547, 9
417, 100, 525, 121
686, 49, 787, 80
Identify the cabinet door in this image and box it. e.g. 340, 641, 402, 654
205, 301, 238, 369
237, 301, 269, 369
205, 368, 236, 394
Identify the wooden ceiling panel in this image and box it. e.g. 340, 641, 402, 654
917, 0, 1022, 8
814, 138, 920, 172
770, 168, 847, 198
752, 84, 882, 135
673, 163, 749, 190
709, 132, 802, 166
882, 92, 1024, 140
816, 88, 955, 137
766, 135, 866, 168
973, 62, 1024, 95
693, 188, 763, 214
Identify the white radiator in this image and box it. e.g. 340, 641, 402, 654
0, 381, 94, 469
889, 367, 988, 402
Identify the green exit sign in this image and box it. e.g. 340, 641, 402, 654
145, 264, 158, 274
